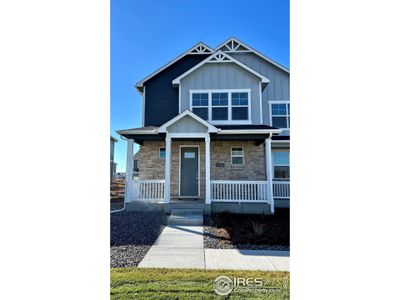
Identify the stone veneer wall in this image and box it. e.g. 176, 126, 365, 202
211, 141, 266, 180
137, 140, 266, 199
137, 141, 165, 179
137, 140, 205, 200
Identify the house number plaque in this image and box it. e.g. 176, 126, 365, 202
216, 162, 224, 167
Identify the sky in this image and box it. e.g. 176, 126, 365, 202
111, 0, 289, 172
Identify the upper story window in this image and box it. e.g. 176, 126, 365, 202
231, 92, 249, 120
211, 92, 228, 120
190, 90, 250, 124
191, 93, 209, 120
270, 101, 290, 129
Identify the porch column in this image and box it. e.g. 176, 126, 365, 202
205, 135, 211, 204
125, 139, 134, 203
164, 134, 171, 203
265, 137, 275, 213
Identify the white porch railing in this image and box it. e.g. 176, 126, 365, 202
131, 179, 165, 201
211, 180, 269, 203
273, 181, 290, 199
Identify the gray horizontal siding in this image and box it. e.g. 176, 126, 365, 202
180, 63, 262, 124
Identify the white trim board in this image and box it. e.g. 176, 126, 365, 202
215, 37, 290, 74
178, 145, 201, 199
135, 42, 214, 91
172, 50, 270, 87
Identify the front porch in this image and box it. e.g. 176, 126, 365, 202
118, 111, 289, 214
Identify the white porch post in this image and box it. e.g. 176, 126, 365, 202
125, 139, 134, 203
164, 133, 171, 203
205, 135, 211, 204
265, 137, 275, 213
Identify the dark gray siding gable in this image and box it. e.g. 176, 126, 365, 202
144, 54, 210, 126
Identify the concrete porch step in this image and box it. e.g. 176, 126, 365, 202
167, 209, 203, 226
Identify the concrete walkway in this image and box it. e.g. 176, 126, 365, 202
138, 225, 289, 271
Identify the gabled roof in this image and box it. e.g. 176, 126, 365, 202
135, 42, 214, 92
157, 110, 218, 133
172, 50, 270, 88
215, 37, 290, 74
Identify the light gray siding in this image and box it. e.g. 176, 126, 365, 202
229, 52, 290, 126
180, 63, 263, 124
167, 115, 208, 133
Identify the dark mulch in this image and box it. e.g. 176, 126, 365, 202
110, 211, 165, 267
204, 209, 289, 250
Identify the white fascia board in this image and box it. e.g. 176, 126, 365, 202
172, 50, 270, 86
116, 129, 158, 135
215, 37, 290, 74
218, 129, 283, 134
135, 42, 214, 91
157, 110, 218, 133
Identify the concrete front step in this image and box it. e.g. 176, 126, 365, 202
167, 209, 203, 225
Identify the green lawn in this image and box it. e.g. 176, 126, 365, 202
111, 267, 289, 299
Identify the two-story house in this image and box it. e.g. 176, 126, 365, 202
117, 37, 290, 214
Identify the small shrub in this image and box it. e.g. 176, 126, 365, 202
251, 222, 265, 238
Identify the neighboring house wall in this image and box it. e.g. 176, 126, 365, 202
211, 141, 266, 180
229, 52, 290, 127
180, 63, 262, 124
143, 54, 210, 126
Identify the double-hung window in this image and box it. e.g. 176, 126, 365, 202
231, 92, 249, 120
190, 90, 250, 123
272, 150, 290, 179
211, 92, 228, 120
191, 93, 209, 120
270, 102, 290, 129
231, 147, 244, 165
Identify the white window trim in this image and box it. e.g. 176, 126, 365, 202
190, 89, 252, 125
159, 147, 166, 159
231, 147, 244, 166
269, 101, 290, 130
272, 149, 290, 180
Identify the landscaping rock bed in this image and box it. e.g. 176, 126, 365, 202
111, 211, 165, 268
203, 210, 290, 251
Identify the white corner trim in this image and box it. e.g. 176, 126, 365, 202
215, 37, 290, 74
157, 110, 218, 133
172, 50, 270, 86
259, 82, 263, 124
141, 86, 146, 127
136, 42, 214, 90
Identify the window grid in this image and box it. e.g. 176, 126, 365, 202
270, 102, 290, 129
190, 90, 250, 123
231, 147, 244, 165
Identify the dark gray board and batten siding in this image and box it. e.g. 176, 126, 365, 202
143, 54, 210, 126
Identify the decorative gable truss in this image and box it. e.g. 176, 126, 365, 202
208, 51, 232, 62
189, 44, 213, 55
218, 39, 250, 53
172, 50, 270, 87
216, 37, 290, 74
